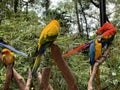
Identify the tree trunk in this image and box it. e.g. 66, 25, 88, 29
74, 0, 82, 37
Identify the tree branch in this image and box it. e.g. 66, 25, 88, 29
13, 68, 26, 90
3, 64, 13, 90
39, 67, 51, 90
51, 44, 78, 90
37, 70, 53, 90
90, 0, 99, 8
24, 68, 32, 90
88, 45, 111, 90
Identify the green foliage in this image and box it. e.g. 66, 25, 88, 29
0, 0, 120, 90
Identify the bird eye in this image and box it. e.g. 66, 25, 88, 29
1, 52, 5, 54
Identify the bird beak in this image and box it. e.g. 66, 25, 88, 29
97, 35, 103, 43
0, 43, 28, 57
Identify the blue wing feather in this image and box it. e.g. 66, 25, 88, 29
89, 41, 95, 65
0, 43, 27, 57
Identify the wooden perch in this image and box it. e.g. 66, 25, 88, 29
88, 45, 111, 90
39, 67, 51, 90
12, 67, 53, 90
13, 68, 26, 90
37, 71, 53, 90
24, 68, 32, 90
51, 44, 78, 90
37, 72, 42, 86
3, 64, 13, 90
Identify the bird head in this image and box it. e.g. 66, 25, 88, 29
2, 48, 11, 55
1, 49, 14, 60
1, 48, 14, 66
51, 20, 60, 28
96, 35, 103, 43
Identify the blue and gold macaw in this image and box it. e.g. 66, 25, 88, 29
89, 38, 102, 90
1, 48, 14, 67
32, 20, 60, 76
89, 39, 102, 65
0, 36, 27, 57
89, 22, 117, 90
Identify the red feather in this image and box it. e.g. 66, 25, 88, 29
102, 29, 116, 37
96, 22, 117, 36
62, 40, 93, 58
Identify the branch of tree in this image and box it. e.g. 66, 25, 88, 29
90, 0, 99, 8
13, 68, 26, 90
88, 45, 111, 90
51, 44, 78, 90
39, 67, 51, 90
85, 13, 99, 21
24, 68, 32, 90
37, 70, 53, 90
3, 64, 13, 90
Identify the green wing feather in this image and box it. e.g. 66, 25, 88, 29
32, 54, 41, 76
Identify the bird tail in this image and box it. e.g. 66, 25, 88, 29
96, 68, 101, 90
0, 43, 27, 57
62, 40, 93, 58
32, 54, 42, 77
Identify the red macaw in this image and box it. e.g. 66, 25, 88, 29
1, 48, 14, 67
96, 22, 117, 47
89, 22, 117, 90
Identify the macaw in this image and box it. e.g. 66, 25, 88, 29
62, 40, 94, 58
96, 22, 117, 47
1, 48, 14, 67
32, 20, 60, 76
89, 38, 102, 90
0, 36, 27, 57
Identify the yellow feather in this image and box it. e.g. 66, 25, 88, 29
38, 20, 60, 49
94, 39, 102, 90
2, 49, 14, 65
32, 20, 60, 76
95, 39, 102, 61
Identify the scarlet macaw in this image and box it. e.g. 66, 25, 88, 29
1, 48, 14, 67
0, 37, 27, 57
89, 22, 117, 90
32, 20, 60, 76
96, 22, 117, 47
89, 22, 116, 65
